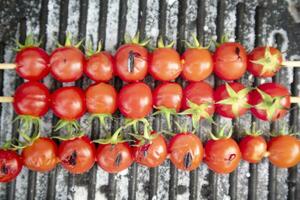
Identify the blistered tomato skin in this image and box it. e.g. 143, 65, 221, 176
205, 138, 241, 174
85, 52, 114, 82
22, 137, 58, 172
15, 47, 50, 81
181, 48, 213, 81
214, 42, 247, 81
115, 44, 148, 82
0, 150, 23, 183
50, 47, 85, 82
96, 142, 134, 173
239, 135, 267, 163
168, 133, 204, 171
58, 136, 96, 174
13, 81, 51, 117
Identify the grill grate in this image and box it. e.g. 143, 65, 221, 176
0, 0, 299, 200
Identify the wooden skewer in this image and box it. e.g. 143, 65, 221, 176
281, 61, 300, 67
290, 96, 300, 104
0, 96, 14, 102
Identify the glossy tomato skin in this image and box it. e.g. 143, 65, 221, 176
15, 47, 49, 81
153, 82, 183, 112
13, 81, 51, 117
96, 142, 134, 173
181, 82, 215, 115
115, 44, 148, 82
84, 52, 114, 82
247, 47, 283, 78
149, 48, 182, 81
205, 138, 241, 174
50, 47, 85, 82
133, 134, 167, 168
214, 82, 249, 118
86, 82, 117, 114
22, 137, 58, 172
181, 48, 213, 81
51, 86, 86, 120
248, 83, 290, 121
168, 133, 204, 171
58, 136, 96, 174
239, 135, 267, 163
0, 150, 22, 182
214, 42, 247, 81
118, 82, 152, 119
268, 135, 300, 168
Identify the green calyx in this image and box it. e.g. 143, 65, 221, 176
216, 83, 252, 117
85, 40, 103, 57
214, 34, 230, 47
93, 126, 131, 145
53, 119, 82, 139
124, 118, 152, 135
209, 125, 232, 140
124, 32, 150, 46
13, 115, 42, 136
179, 100, 214, 129
14, 34, 42, 51
129, 126, 159, 146
270, 123, 299, 137
58, 32, 84, 48
255, 88, 288, 121
89, 113, 112, 129
184, 33, 211, 49
152, 106, 177, 130
245, 122, 263, 136
250, 47, 280, 75
157, 37, 175, 48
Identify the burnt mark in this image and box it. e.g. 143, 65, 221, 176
1, 164, 9, 174
183, 152, 193, 169
127, 51, 142, 73
65, 151, 77, 166
235, 47, 241, 60
114, 153, 122, 167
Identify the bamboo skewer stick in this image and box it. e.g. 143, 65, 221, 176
0, 96, 14, 102
281, 61, 300, 67
290, 96, 300, 104
0, 63, 17, 69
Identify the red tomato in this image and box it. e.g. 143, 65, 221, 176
181, 48, 213, 81
50, 47, 85, 82
268, 135, 300, 168
213, 42, 247, 81
86, 82, 117, 114
58, 136, 96, 174
84, 51, 114, 82
214, 82, 250, 118
13, 81, 51, 117
239, 135, 267, 163
168, 133, 204, 171
247, 47, 283, 78
96, 142, 134, 173
51, 86, 86, 120
118, 82, 152, 119
15, 47, 49, 81
115, 44, 148, 82
248, 83, 290, 121
22, 137, 58, 172
153, 82, 183, 112
149, 48, 182, 81
133, 133, 167, 168
205, 138, 241, 174
0, 150, 22, 182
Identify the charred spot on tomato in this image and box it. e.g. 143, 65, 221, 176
225, 153, 236, 164
1, 165, 9, 175
63, 58, 67, 63
183, 152, 193, 169
114, 153, 123, 167
127, 51, 142, 73
235, 47, 241, 60
65, 151, 77, 166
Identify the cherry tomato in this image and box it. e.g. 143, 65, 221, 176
248, 83, 290, 121
96, 142, 134, 173
267, 135, 300, 168
181, 48, 213, 81
51, 86, 86, 120
50, 46, 85, 82
0, 150, 22, 182
149, 48, 182, 81
15, 47, 49, 81
118, 82, 152, 119
247, 47, 283, 78
115, 44, 148, 82
168, 133, 204, 171
84, 51, 114, 82
13, 81, 51, 117
22, 137, 58, 172
213, 42, 247, 81
214, 82, 250, 118
239, 135, 267, 163
86, 82, 117, 114
58, 136, 96, 174
133, 133, 167, 168
153, 82, 183, 112
205, 138, 241, 174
